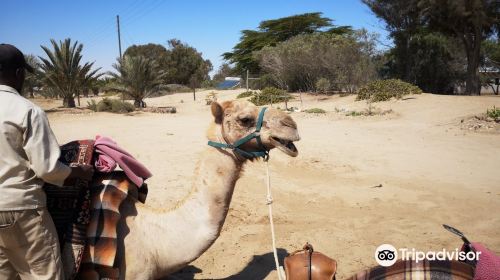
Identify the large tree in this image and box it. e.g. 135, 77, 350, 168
223, 12, 352, 73
124, 43, 169, 61
481, 39, 500, 94
419, 0, 500, 94
166, 39, 212, 98
23, 54, 41, 98
405, 32, 465, 93
109, 55, 167, 108
124, 43, 169, 80
362, 0, 424, 82
256, 32, 377, 92
39, 39, 101, 107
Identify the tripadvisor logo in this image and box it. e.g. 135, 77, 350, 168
375, 244, 398, 267
375, 244, 481, 267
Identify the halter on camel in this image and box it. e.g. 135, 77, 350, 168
207, 106, 285, 279
207, 107, 269, 160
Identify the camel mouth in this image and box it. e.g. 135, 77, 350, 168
270, 136, 298, 157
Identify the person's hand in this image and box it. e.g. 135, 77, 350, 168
69, 164, 94, 181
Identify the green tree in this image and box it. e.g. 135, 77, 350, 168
166, 39, 212, 99
124, 43, 169, 81
108, 55, 167, 108
481, 39, 500, 94
410, 32, 465, 93
23, 54, 42, 98
380, 31, 465, 93
124, 43, 169, 61
316, 78, 331, 93
39, 38, 101, 107
482, 39, 500, 63
362, 0, 425, 82
78, 68, 100, 104
419, 0, 500, 94
223, 13, 352, 73
256, 32, 376, 92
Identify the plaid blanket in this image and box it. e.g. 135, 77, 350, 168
78, 173, 147, 279
45, 140, 148, 280
349, 260, 475, 280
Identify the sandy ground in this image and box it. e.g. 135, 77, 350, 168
35, 90, 500, 279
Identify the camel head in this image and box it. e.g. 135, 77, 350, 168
210, 100, 300, 158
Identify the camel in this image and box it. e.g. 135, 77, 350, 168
84, 100, 300, 279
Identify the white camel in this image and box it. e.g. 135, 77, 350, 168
80, 100, 300, 279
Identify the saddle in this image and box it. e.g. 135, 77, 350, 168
284, 243, 337, 280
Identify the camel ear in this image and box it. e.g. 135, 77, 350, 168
211, 102, 223, 124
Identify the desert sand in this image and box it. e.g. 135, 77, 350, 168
35, 90, 500, 279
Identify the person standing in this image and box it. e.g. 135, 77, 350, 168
0, 43, 93, 280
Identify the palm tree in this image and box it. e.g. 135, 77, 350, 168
39, 38, 101, 108
77, 67, 101, 106
108, 55, 167, 108
23, 54, 41, 98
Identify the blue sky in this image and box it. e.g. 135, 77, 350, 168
0, 0, 389, 75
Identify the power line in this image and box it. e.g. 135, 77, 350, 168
85, 0, 153, 49
122, 0, 166, 27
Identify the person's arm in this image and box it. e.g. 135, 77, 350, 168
23, 107, 92, 186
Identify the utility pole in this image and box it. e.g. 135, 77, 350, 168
116, 15, 122, 59
246, 69, 249, 92
116, 15, 123, 101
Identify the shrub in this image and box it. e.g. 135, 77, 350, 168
236, 91, 255, 99
249, 87, 292, 106
87, 100, 98, 111
345, 106, 393, 117
356, 79, 423, 102
102, 91, 120, 97
486, 106, 500, 120
256, 32, 377, 92
346, 111, 364, 116
305, 108, 326, 114
316, 78, 331, 93
143, 106, 177, 114
87, 98, 135, 113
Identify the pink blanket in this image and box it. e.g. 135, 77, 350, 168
94, 136, 152, 187
472, 242, 500, 280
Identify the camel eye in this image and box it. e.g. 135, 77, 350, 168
239, 117, 253, 126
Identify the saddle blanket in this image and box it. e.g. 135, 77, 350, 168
349, 260, 475, 280
44, 140, 147, 279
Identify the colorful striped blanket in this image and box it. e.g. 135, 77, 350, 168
349, 260, 475, 280
78, 173, 147, 279
45, 140, 148, 280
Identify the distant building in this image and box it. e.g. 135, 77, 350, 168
455, 59, 500, 95
217, 77, 241, 89
479, 58, 500, 95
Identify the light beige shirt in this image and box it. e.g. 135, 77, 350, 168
0, 85, 71, 210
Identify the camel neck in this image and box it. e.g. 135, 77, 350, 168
148, 146, 244, 274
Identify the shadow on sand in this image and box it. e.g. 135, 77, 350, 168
165, 248, 288, 280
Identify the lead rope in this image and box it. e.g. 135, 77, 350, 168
265, 159, 285, 280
